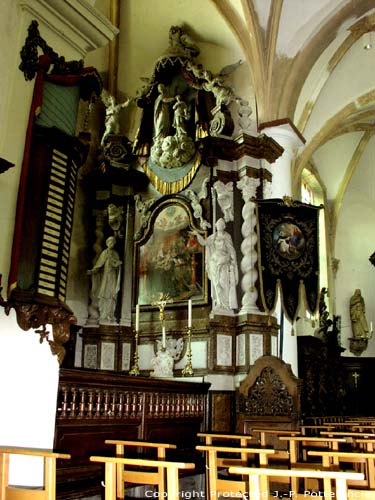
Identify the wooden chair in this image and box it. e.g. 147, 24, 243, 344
0, 446, 70, 500
105, 440, 177, 499
90, 455, 195, 500
196, 444, 275, 499
228, 465, 364, 500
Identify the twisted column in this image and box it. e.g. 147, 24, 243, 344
237, 176, 260, 313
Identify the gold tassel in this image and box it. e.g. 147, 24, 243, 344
267, 315, 272, 326
291, 325, 295, 336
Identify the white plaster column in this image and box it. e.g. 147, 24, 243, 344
259, 121, 305, 376
237, 176, 260, 314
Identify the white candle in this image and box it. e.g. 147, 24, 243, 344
188, 299, 192, 328
135, 304, 140, 332
162, 325, 166, 349
370, 321, 373, 333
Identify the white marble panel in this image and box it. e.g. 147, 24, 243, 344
84, 344, 97, 369
121, 342, 131, 371
216, 334, 232, 366
100, 342, 115, 370
175, 340, 208, 369
138, 343, 155, 370
236, 333, 246, 366
249, 333, 263, 365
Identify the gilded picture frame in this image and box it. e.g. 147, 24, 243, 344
133, 197, 208, 308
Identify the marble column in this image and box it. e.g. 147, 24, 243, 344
237, 175, 260, 314
259, 120, 305, 376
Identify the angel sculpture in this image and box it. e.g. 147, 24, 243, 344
184, 177, 211, 230
134, 194, 155, 239
101, 89, 131, 146
214, 180, 234, 222
186, 60, 243, 108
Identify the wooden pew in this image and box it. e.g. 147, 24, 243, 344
197, 433, 258, 466
279, 435, 348, 463
228, 465, 364, 500
308, 449, 375, 491
90, 455, 195, 500
250, 428, 300, 461
196, 444, 275, 499
0, 446, 70, 500
105, 440, 177, 499
278, 435, 348, 492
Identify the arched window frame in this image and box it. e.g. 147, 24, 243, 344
299, 166, 330, 322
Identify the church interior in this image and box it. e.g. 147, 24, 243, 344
1, 1, 375, 499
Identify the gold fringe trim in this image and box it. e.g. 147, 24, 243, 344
144, 153, 201, 195
8, 281, 17, 295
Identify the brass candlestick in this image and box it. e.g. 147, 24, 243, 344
129, 329, 140, 376
182, 326, 194, 376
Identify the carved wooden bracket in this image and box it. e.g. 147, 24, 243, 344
349, 337, 368, 357
2, 297, 76, 365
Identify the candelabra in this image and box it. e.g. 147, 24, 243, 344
150, 293, 175, 378
182, 326, 194, 376
129, 328, 140, 376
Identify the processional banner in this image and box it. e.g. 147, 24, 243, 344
256, 197, 322, 323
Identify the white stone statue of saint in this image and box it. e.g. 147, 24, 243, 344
195, 218, 238, 312
153, 83, 175, 142
87, 236, 122, 324
172, 95, 189, 137
101, 89, 131, 146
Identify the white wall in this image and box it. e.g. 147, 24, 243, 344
0, 0, 115, 486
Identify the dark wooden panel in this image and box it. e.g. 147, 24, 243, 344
55, 368, 210, 499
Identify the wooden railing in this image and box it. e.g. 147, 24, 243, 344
55, 368, 210, 499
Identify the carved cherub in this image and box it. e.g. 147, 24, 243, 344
101, 89, 131, 146
184, 177, 211, 230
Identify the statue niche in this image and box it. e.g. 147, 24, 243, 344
133, 25, 241, 172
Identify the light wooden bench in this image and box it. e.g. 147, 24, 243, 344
308, 449, 375, 491
279, 435, 348, 462
90, 455, 195, 500
321, 430, 375, 437
278, 435, 348, 491
196, 444, 275, 499
249, 429, 300, 462
228, 465, 364, 500
0, 446, 70, 500
197, 433, 258, 466
105, 440, 177, 499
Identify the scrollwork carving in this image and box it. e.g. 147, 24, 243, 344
240, 366, 294, 417
3, 300, 76, 365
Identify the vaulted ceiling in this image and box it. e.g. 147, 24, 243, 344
93, 0, 375, 259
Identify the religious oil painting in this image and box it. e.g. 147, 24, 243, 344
134, 200, 207, 307
272, 222, 306, 260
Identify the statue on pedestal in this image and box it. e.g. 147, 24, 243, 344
87, 236, 122, 324
195, 218, 238, 312
101, 90, 131, 146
